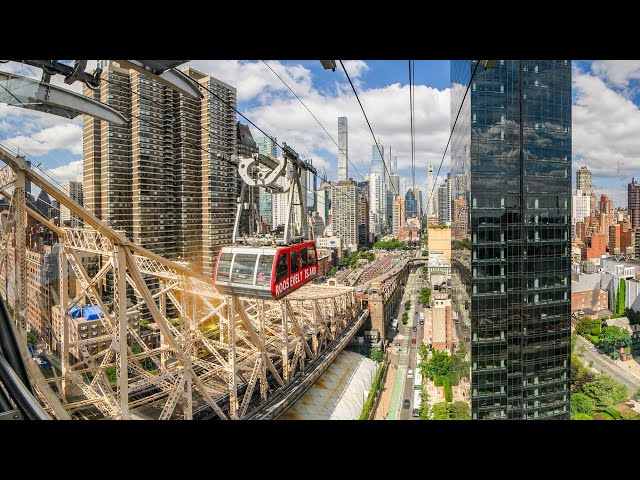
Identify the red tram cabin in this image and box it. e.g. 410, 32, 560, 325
213, 241, 318, 300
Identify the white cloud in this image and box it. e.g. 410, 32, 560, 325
2, 122, 82, 156
47, 159, 83, 183
591, 60, 640, 88
572, 66, 640, 206
242, 74, 450, 191
340, 60, 369, 78
186, 60, 314, 102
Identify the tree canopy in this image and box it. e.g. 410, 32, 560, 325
598, 326, 632, 353
582, 374, 629, 407
373, 240, 407, 250
419, 350, 452, 379
451, 401, 471, 420
431, 402, 451, 420
369, 347, 384, 362
571, 392, 594, 417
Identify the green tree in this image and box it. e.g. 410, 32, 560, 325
583, 374, 630, 407
369, 347, 384, 362
571, 392, 594, 416
617, 278, 626, 315
419, 350, 451, 379
571, 413, 592, 420
443, 377, 453, 402
451, 401, 471, 420
422, 250, 428, 257
450, 353, 470, 385
431, 402, 451, 420
140, 319, 149, 328
633, 389, 640, 401
105, 366, 117, 384
402, 312, 409, 325
419, 343, 429, 360
328, 268, 336, 277
598, 326, 632, 354
405, 300, 412, 311
419, 287, 431, 305
419, 388, 431, 419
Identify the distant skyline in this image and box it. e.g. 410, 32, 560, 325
0, 60, 639, 207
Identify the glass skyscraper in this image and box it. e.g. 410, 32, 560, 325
451, 60, 572, 420
371, 142, 385, 177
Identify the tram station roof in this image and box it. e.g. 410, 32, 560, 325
280, 350, 377, 420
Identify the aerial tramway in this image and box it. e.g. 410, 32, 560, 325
214, 143, 318, 300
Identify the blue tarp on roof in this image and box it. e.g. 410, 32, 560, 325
69, 305, 82, 318
82, 305, 104, 320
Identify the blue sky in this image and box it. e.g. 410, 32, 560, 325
1, 60, 639, 207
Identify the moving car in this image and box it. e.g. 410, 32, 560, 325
407, 369, 413, 379
403, 399, 411, 409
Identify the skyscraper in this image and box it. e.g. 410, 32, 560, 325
255, 135, 279, 230
427, 164, 436, 217
437, 173, 451, 226
392, 198, 405, 236
451, 60, 572, 420
368, 172, 386, 236
628, 178, 640, 229
371, 141, 385, 177
330, 181, 358, 249
83, 63, 237, 274
357, 181, 370, 247
576, 166, 592, 195
338, 117, 348, 181
405, 188, 417, 218
60, 181, 84, 228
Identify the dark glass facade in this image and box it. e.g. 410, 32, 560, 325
451, 60, 572, 419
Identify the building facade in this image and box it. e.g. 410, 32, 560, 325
405, 188, 417, 218
628, 178, 640, 230
576, 166, 592, 194
338, 116, 348, 181
60, 181, 84, 228
451, 60, 572, 420
392, 198, 405, 237
438, 173, 451, 226
82, 63, 237, 274
330, 181, 358, 250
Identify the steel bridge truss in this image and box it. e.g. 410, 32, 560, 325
0, 146, 358, 420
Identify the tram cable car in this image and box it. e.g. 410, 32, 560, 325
213, 241, 318, 300
213, 145, 320, 300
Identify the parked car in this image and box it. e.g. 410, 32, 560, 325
412, 326, 417, 332
403, 399, 411, 409
412, 338, 416, 345
407, 369, 414, 379
413, 408, 420, 418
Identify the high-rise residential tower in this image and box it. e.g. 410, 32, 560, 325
427, 164, 436, 217
576, 166, 592, 195
451, 60, 572, 420
437, 173, 451, 226
330, 180, 358, 249
338, 117, 348, 181
60, 180, 83, 228
628, 178, 640, 229
83, 63, 237, 274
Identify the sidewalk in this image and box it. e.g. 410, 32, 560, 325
386, 364, 406, 420
373, 363, 397, 420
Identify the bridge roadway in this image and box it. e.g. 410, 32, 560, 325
245, 307, 370, 420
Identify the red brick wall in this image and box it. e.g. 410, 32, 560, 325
571, 289, 608, 312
